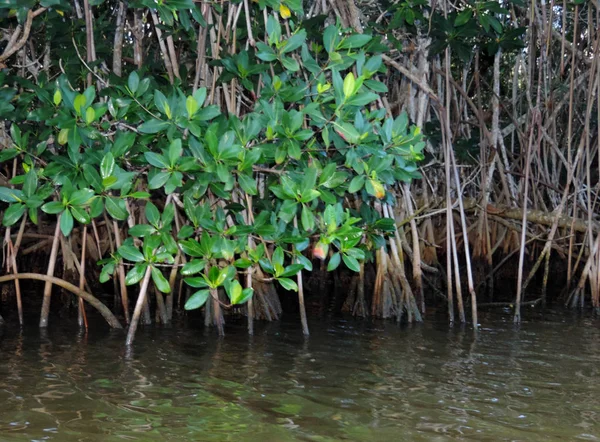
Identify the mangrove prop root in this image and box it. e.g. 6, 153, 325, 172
39, 221, 61, 328
0, 273, 122, 329
126, 266, 153, 344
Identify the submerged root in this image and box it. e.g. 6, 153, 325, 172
370, 247, 421, 322
249, 267, 282, 321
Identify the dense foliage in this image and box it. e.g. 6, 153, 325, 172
0, 0, 598, 336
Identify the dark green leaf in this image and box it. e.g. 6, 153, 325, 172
342, 254, 360, 272
125, 263, 148, 285
277, 277, 298, 291
60, 209, 74, 236
2, 204, 26, 226
151, 266, 171, 293
185, 289, 210, 310
118, 245, 145, 262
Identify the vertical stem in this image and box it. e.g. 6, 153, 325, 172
403, 184, 424, 313
293, 216, 309, 336
133, 9, 143, 69
514, 116, 536, 323
155, 288, 168, 325
78, 224, 89, 329
83, 0, 96, 88
125, 265, 152, 345
39, 220, 61, 328
112, 1, 126, 77
113, 221, 130, 323
193, 5, 210, 92
5, 216, 25, 325
204, 287, 212, 327
212, 288, 225, 336
150, 10, 175, 84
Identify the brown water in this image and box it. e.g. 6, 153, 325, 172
0, 313, 599, 441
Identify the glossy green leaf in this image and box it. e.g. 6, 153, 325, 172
185, 289, 210, 310
2, 203, 26, 226
60, 209, 74, 236
151, 266, 171, 293
277, 277, 298, 292
118, 245, 145, 262
125, 263, 147, 285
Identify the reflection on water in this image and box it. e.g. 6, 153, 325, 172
1, 313, 600, 441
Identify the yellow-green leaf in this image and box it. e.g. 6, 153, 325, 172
279, 4, 291, 19
343, 73, 355, 99
58, 128, 69, 145
186, 96, 198, 118
85, 107, 95, 125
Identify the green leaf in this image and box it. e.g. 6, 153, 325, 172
343, 72, 355, 98
69, 188, 94, 206
214, 266, 232, 287
70, 206, 90, 224
177, 224, 195, 239
323, 25, 338, 53
2, 203, 26, 226
186, 95, 199, 118
179, 239, 205, 257
281, 56, 300, 72
301, 204, 315, 232
145, 152, 170, 169
273, 246, 284, 267
238, 173, 257, 195
53, 89, 62, 106
168, 139, 183, 167
0, 187, 23, 203
145, 202, 160, 226
118, 245, 145, 262
138, 119, 170, 134
295, 253, 313, 271
327, 252, 341, 271
227, 279, 252, 304
125, 263, 147, 285
85, 107, 96, 125
455, 9, 472, 26
299, 189, 320, 203
151, 266, 171, 293
128, 224, 156, 237
128, 71, 140, 94
338, 34, 372, 49
23, 169, 37, 197
348, 175, 365, 193
347, 92, 379, 106
148, 171, 171, 189
342, 254, 360, 272
41, 201, 65, 215
364, 80, 387, 93
224, 279, 243, 302
281, 29, 306, 54
301, 165, 318, 194
101, 152, 115, 179
74, 94, 86, 115
234, 258, 253, 269
185, 289, 210, 310
235, 287, 254, 305
280, 263, 304, 278
318, 163, 336, 186
184, 276, 210, 288
60, 209, 74, 236
277, 277, 298, 292
105, 196, 129, 220
334, 122, 360, 144
181, 259, 206, 275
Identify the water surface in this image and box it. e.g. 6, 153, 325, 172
1, 313, 599, 441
